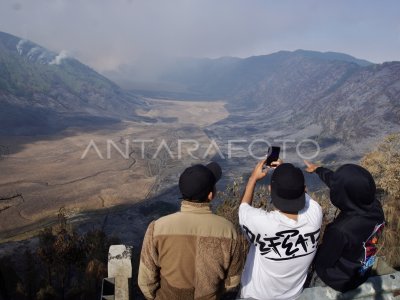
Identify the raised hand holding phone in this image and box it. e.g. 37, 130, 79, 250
263, 146, 281, 172
265, 146, 280, 166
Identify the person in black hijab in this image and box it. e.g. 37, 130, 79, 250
304, 160, 385, 292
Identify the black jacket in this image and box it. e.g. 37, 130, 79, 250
314, 165, 385, 292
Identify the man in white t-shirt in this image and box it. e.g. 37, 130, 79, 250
239, 161, 322, 300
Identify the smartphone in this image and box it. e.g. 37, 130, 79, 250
264, 146, 280, 166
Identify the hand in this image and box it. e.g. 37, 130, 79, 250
270, 158, 283, 168
242, 160, 270, 204
249, 160, 268, 182
304, 160, 319, 173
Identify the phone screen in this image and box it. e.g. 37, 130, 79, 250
265, 146, 280, 166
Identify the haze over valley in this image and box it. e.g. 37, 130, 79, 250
0, 28, 399, 244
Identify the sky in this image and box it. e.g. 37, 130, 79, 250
1, 0, 400, 72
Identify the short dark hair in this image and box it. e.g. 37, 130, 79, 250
185, 185, 216, 203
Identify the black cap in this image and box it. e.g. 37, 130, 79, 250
179, 162, 222, 201
271, 163, 305, 214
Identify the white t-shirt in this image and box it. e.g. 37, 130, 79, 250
239, 194, 322, 300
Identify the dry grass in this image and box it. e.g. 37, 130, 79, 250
308, 189, 337, 241
361, 133, 400, 269
378, 195, 400, 268
215, 177, 273, 230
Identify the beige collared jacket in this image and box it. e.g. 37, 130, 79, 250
138, 200, 243, 300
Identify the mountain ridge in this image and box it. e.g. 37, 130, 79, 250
104, 48, 400, 161
204, 58, 400, 162
1, 30, 399, 161
158, 50, 375, 101
0, 31, 147, 135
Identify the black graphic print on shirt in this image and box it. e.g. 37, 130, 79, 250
242, 225, 320, 261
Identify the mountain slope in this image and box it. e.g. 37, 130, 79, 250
0, 31, 145, 135
308, 62, 400, 142
156, 50, 371, 104
156, 51, 399, 161
107, 50, 399, 161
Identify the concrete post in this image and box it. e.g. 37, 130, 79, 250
107, 245, 133, 300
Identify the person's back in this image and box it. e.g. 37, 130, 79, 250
314, 211, 384, 291
140, 201, 241, 299
240, 195, 321, 299
305, 163, 385, 292
239, 162, 323, 299
138, 162, 242, 299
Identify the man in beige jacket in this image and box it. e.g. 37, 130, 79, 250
138, 162, 243, 300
